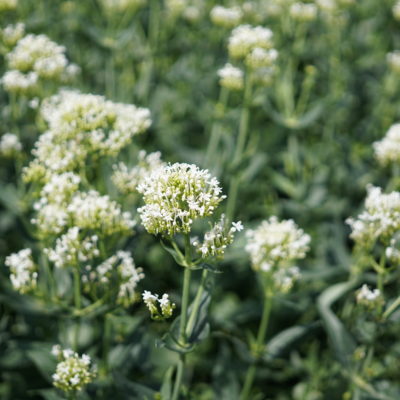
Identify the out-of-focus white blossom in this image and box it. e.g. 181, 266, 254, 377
245, 47, 278, 69
393, 1, 400, 21
112, 151, 165, 195
142, 290, 175, 320
99, 0, 145, 13
52, 346, 96, 393
374, 123, 400, 165
356, 284, 383, 309
347, 186, 400, 247
1, 70, 38, 94
0, 0, 17, 12
1, 22, 25, 47
5, 249, 38, 294
210, 5, 242, 28
273, 266, 301, 293
138, 163, 226, 236
0, 133, 22, 157
228, 24, 274, 59
387, 51, 400, 73
289, 2, 318, 21
246, 216, 310, 271
217, 63, 244, 90
7, 34, 69, 80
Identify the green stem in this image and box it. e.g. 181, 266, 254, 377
102, 313, 112, 374
383, 295, 400, 320
186, 269, 209, 338
172, 235, 193, 399
226, 72, 253, 222
179, 266, 192, 344
232, 72, 252, 165
73, 268, 82, 351
171, 355, 184, 400
204, 87, 229, 168
239, 292, 273, 400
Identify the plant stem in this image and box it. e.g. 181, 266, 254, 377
73, 268, 82, 351
204, 87, 229, 168
226, 72, 252, 222
232, 72, 252, 165
179, 266, 192, 344
172, 235, 193, 399
171, 355, 184, 400
186, 269, 209, 338
239, 292, 273, 400
383, 295, 400, 320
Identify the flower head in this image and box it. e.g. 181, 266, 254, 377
52, 347, 96, 392
138, 163, 226, 236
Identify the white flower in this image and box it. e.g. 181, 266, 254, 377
290, 3, 318, 22
347, 185, 400, 247
228, 24, 274, 59
374, 123, 400, 165
356, 285, 383, 309
138, 163, 226, 236
218, 63, 244, 90
0, 133, 22, 157
5, 249, 38, 294
112, 151, 165, 195
142, 290, 175, 319
210, 5, 242, 28
1, 70, 38, 94
1, 22, 25, 47
246, 216, 310, 270
387, 51, 400, 74
52, 346, 96, 392
245, 47, 278, 69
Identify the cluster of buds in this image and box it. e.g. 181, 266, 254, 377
356, 285, 384, 311
142, 291, 175, 320
51, 346, 97, 393
0, 133, 22, 157
246, 217, 310, 293
193, 216, 243, 260
5, 249, 38, 294
210, 5, 243, 28
374, 123, 400, 166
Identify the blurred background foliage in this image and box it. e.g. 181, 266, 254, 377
1, 0, 400, 399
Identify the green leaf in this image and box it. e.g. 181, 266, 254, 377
317, 280, 358, 367
160, 366, 174, 400
264, 322, 320, 360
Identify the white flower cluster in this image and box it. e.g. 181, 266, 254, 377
228, 25, 274, 59
1, 22, 25, 47
82, 251, 144, 306
2, 33, 78, 94
273, 266, 301, 293
387, 51, 400, 74
112, 151, 165, 195
289, 2, 318, 22
100, 0, 145, 13
5, 249, 38, 294
0, 0, 17, 11
245, 47, 278, 69
193, 216, 243, 260
394, 1, 400, 21
142, 290, 175, 320
45, 227, 99, 269
67, 191, 136, 235
2, 70, 38, 94
218, 63, 244, 90
246, 216, 311, 271
138, 163, 226, 236
373, 123, 400, 165
210, 5, 243, 28
51, 346, 97, 393
23, 90, 152, 180
385, 235, 400, 263
347, 186, 400, 247
165, 0, 203, 22
0, 133, 22, 157
356, 284, 383, 309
